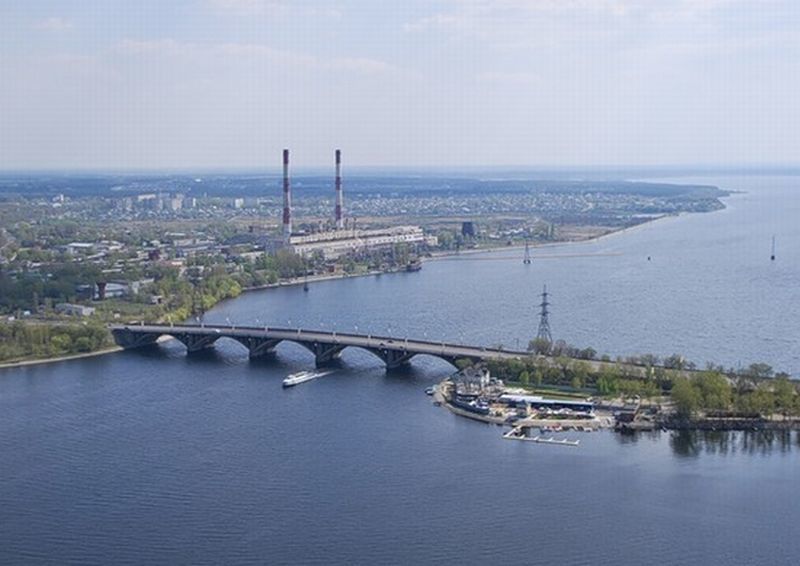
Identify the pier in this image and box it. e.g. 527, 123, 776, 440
503, 426, 581, 446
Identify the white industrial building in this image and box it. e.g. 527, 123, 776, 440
270, 149, 436, 259
288, 226, 436, 260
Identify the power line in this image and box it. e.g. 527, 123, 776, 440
536, 284, 552, 344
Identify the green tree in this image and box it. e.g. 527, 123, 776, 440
773, 377, 796, 417
50, 334, 73, 354
746, 363, 774, 380
596, 364, 620, 396
528, 337, 551, 355
571, 361, 590, 389
671, 378, 701, 417
596, 375, 617, 396
506, 358, 525, 379
695, 371, 732, 411
555, 355, 571, 383
747, 386, 776, 416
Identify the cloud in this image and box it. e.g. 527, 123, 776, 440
117, 38, 397, 75
402, 1, 635, 43
4, 0, 797, 169
403, 13, 463, 33
208, 0, 341, 19
476, 71, 541, 86
404, 0, 757, 34
402, 0, 783, 56
34, 17, 74, 31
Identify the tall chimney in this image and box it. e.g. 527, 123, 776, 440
334, 149, 344, 230
282, 149, 292, 241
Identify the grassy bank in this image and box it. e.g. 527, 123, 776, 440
0, 345, 123, 369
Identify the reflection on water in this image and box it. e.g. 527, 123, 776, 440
669, 429, 797, 457
612, 428, 799, 456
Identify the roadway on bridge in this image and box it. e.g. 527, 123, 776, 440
111, 323, 530, 363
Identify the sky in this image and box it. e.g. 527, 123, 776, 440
1, 0, 799, 170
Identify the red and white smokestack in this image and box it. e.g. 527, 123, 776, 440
282, 149, 292, 240
334, 149, 344, 230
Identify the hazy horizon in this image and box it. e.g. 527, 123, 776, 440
2, 164, 800, 178
2, 1, 799, 170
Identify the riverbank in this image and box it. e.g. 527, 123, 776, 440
427, 212, 682, 259
0, 345, 123, 370
246, 214, 676, 292
241, 266, 403, 292
0, 335, 173, 371
0, 205, 720, 370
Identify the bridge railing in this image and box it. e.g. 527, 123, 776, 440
109, 323, 530, 357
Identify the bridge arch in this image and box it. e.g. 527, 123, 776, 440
289, 339, 347, 366
110, 325, 496, 371
229, 335, 282, 358
329, 345, 478, 370
166, 331, 221, 353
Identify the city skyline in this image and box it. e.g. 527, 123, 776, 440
2, 0, 799, 170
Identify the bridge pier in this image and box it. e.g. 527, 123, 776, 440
379, 349, 417, 370
302, 342, 346, 367
111, 328, 160, 349
234, 337, 282, 358
174, 333, 219, 353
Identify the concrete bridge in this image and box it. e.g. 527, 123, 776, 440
110, 323, 532, 370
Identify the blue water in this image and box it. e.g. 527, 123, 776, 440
209, 174, 800, 374
1, 175, 799, 565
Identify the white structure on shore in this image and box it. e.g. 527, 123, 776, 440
287, 225, 436, 260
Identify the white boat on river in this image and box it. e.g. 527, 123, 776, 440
282, 370, 333, 388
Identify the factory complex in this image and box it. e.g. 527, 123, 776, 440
288, 225, 436, 260
269, 149, 434, 259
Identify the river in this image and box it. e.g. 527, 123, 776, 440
1, 175, 799, 565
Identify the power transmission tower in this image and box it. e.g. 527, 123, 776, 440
523, 239, 532, 264
536, 284, 552, 344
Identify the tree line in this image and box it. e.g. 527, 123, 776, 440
671, 373, 799, 418
482, 341, 798, 418
0, 321, 111, 363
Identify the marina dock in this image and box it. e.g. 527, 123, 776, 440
503, 426, 581, 446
